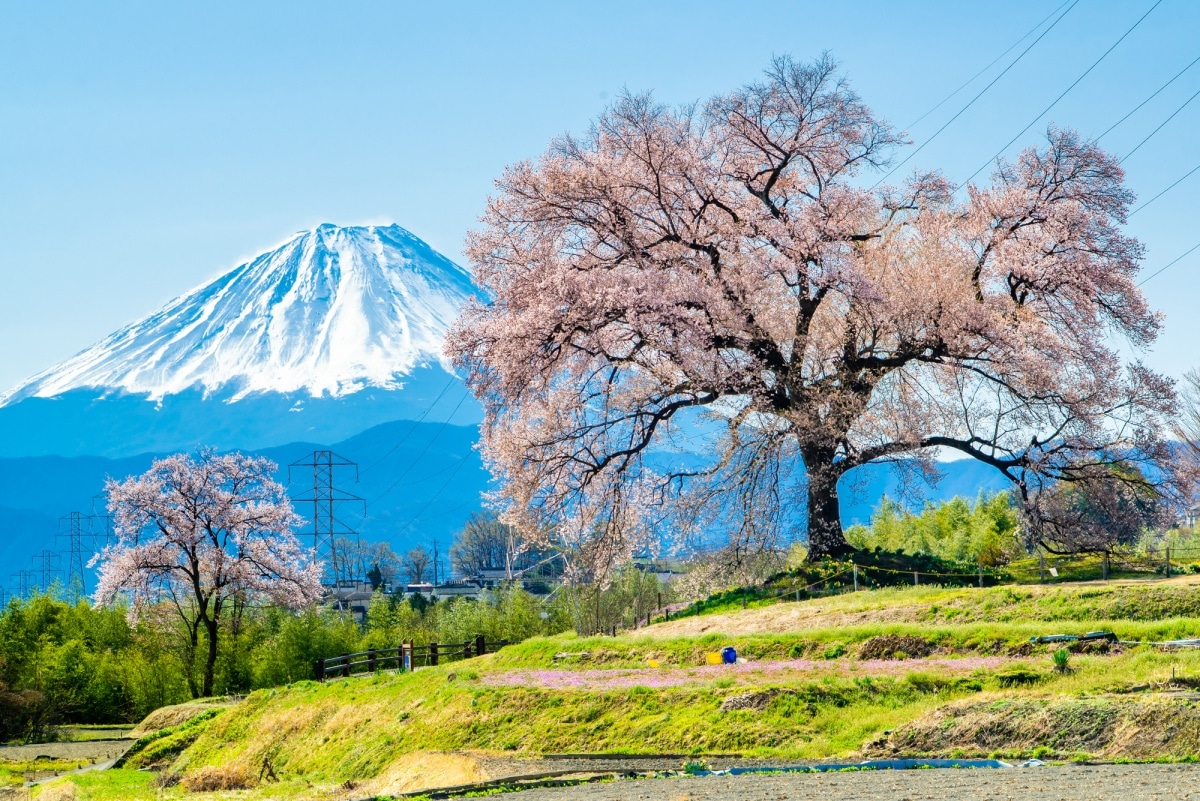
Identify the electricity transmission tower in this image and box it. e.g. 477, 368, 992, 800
11, 569, 35, 600
91, 493, 114, 548
288, 451, 365, 585
32, 550, 60, 595
57, 511, 97, 602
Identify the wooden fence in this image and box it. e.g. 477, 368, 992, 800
315, 634, 511, 680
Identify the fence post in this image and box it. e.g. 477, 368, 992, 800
1039, 549, 1046, 583
853, 563, 858, 592
463, 639, 473, 659
368, 648, 377, 673
1166, 547, 1171, 578
341, 653, 351, 678
315, 658, 325, 681
430, 642, 439, 667
978, 563, 983, 588
913, 571, 918, 586
476, 634, 487, 656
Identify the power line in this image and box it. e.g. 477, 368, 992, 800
352, 375, 459, 483
1097, 53, 1200, 141
873, 0, 1079, 187
390, 455, 474, 540
1119, 86, 1200, 164
901, 1, 1073, 132
1138, 240, 1200, 286
960, 0, 1162, 187
364, 389, 473, 509
1129, 160, 1200, 217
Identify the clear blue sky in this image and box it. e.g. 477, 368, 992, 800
2, 0, 1198, 390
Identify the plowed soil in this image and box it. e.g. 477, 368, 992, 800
505, 763, 1200, 800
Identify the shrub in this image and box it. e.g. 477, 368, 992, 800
996, 667, 1044, 687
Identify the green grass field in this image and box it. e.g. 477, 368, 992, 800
33, 574, 1200, 800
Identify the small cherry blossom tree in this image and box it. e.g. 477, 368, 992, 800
447, 54, 1180, 565
93, 452, 323, 697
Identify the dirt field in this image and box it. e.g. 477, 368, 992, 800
505, 763, 1200, 800
0, 739, 132, 763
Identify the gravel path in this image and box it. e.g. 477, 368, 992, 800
504, 763, 1200, 801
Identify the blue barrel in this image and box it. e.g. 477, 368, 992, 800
721, 646, 737, 664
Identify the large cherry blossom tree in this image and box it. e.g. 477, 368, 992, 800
93, 452, 322, 697
447, 55, 1178, 564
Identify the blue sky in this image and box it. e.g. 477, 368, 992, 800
2, 0, 1198, 390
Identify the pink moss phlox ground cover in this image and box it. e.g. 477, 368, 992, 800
482, 656, 1012, 690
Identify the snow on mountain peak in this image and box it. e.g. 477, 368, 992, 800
1, 224, 475, 404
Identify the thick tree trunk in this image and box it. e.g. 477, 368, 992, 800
805, 464, 853, 560
202, 619, 219, 698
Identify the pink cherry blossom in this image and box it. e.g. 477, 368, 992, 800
446, 54, 1177, 569
93, 450, 323, 697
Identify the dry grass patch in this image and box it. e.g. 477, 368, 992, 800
366, 752, 492, 795
868, 694, 1200, 760
31, 782, 78, 801
181, 764, 256, 792
129, 701, 233, 738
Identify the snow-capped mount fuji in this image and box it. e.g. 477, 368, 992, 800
0, 223, 481, 458
2, 223, 474, 404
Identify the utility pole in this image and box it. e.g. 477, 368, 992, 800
288, 451, 364, 586
432, 537, 440, 586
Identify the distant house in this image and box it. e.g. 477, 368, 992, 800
324, 580, 375, 621
404, 582, 435, 598
1183, 505, 1200, 528
432, 581, 483, 601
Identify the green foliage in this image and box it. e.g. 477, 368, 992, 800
552, 567, 671, 635
1053, 647, 1071, 673
846, 492, 1022, 567
0, 593, 176, 737
0, 584, 563, 735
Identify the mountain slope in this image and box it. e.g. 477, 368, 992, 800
1, 223, 473, 404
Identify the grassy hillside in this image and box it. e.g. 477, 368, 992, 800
31, 576, 1200, 800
